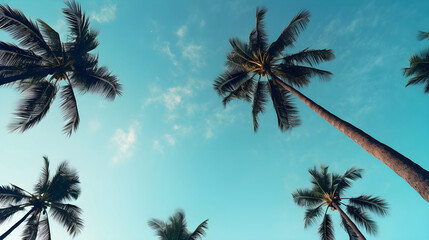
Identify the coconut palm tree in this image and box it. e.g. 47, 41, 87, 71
0, 156, 83, 240
403, 30, 429, 92
148, 210, 208, 240
0, 0, 122, 136
213, 8, 429, 202
292, 166, 388, 240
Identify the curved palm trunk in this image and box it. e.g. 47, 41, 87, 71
332, 202, 366, 240
271, 76, 429, 202
0, 207, 36, 240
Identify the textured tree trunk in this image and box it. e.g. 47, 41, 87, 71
272, 76, 429, 202
332, 202, 366, 240
0, 207, 36, 240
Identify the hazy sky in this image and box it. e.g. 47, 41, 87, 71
0, 0, 428, 239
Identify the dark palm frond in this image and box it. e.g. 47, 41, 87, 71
345, 205, 377, 235
0, 65, 57, 86
63, 0, 98, 58
49, 203, 83, 237
277, 65, 332, 86
318, 213, 334, 240
9, 80, 57, 133
0, 41, 42, 66
0, 205, 24, 224
249, 7, 268, 53
417, 30, 429, 41
304, 204, 325, 228
60, 84, 80, 136
222, 77, 255, 106
404, 54, 424, 77
348, 195, 388, 216
332, 167, 362, 196
188, 219, 208, 240
0, 4, 52, 57
229, 38, 255, 63
38, 215, 52, 240
22, 211, 41, 240
213, 69, 250, 96
292, 188, 323, 207
0, 185, 31, 205
267, 10, 310, 57
37, 19, 62, 58
251, 81, 268, 131
308, 166, 331, 194
148, 219, 168, 239
342, 167, 363, 180
70, 65, 122, 100
48, 162, 80, 202
340, 216, 359, 240
267, 80, 300, 131
283, 48, 334, 66
34, 156, 50, 194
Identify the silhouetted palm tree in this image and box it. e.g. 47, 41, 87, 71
0, 1, 122, 136
214, 7, 429, 202
404, 30, 429, 93
148, 210, 208, 240
293, 166, 388, 240
0, 156, 83, 240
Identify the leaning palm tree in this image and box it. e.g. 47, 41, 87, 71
293, 166, 388, 240
0, 0, 122, 136
214, 8, 429, 202
148, 210, 208, 240
0, 156, 83, 239
403, 30, 429, 93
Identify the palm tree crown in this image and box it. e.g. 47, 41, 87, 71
214, 8, 334, 131
0, 157, 83, 240
404, 30, 429, 93
148, 210, 208, 240
0, 0, 122, 135
292, 166, 388, 240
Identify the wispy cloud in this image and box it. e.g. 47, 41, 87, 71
154, 40, 178, 66
181, 43, 204, 68
176, 25, 187, 38
145, 86, 192, 110
91, 4, 117, 23
111, 122, 139, 163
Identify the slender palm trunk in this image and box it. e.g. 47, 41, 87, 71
270, 74, 429, 202
332, 202, 366, 240
0, 207, 36, 240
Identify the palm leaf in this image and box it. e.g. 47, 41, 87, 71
340, 216, 359, 240
0, 41, 42, 65
60, 84, 80, 136
222, 77, 255, 106
304, 204, 325, 228
292, 188, 323, 207
348, 195, 388, 216
37, 215, 52, 240
0, 205, 24, 224
9, 80, 57, 133
0, 185, 31, 205
417, 30, 429, 41
148, 219, 168, 239
249, 7, 268, 53
345, 205, 377, 235
37, 19, 62, 59
49, 203, 83, 237
251, 81, 268, 131
213, 69, 250, 96
22, 211, 41, 240
267, 80, 300, 131
48, 162, 80, 202
318, 213, 334, 240
188, 219, 208, 240
283, 48, 334, 66
34, 156, 50, 195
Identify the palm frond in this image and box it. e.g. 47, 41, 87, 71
37, 19, 62, 58
292, 188, 323, 207
283, 49, 334, 66
222, 77, 255, 106
417, 30, 429, 41
0, 185, 31, 205
229, 38, 255, 63
308, 166, 331, 194
249, 7, 268, 53
345, 205, 377, 235
49, 203, 83, 237
277, 65, 332, 86
251, 81, 268, 131
8, 80, 57, 133
48, 161, 80, 202
188, 219, 208, 240
0, 41, 42, 66
340, 216, 359, 240
318, 213, 334, 240
0, 4, 51, 57
267, 10, 310, 57
332, 167, 362, 196
38, 215, 52, 240
60, 84, 80, 136
148, 219, 168, 239
304, 204, 325, 228
22, 211, 41, 240
0, 205, 24, 224
267, 80, 300, 131
213, 69, 250, 96
348, 195, 388, 216
34, 156, 50, 195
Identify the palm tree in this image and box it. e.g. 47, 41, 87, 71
213, 8, 429, 202
0, 0, 122, 136
148, 210, 208, 240
0, 156, 83, 240
403, 30, 429, 92
293, 166, 388, 240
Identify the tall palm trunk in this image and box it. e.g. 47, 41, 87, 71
0, 207, 36, 240
331, 202, 366, 240
269, 73, 429, 202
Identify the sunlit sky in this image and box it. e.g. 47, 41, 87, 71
0, 0, 428, 239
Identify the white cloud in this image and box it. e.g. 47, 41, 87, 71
145, 86, 192, 111
164, 134, 175, 146
176, 25, 187, 38
153, 140, 163, 153
182, 44, 204, 67
155, 41, 178, 66
91, 4, 117, 23
111, 123, 138, 163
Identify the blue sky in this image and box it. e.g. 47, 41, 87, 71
0, 0, 428, 239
